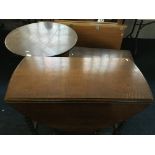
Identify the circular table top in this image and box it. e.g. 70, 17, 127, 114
5, 22, 78, 56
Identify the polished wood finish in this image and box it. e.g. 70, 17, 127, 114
5, 22, 78, 56
69, 46, 133, 61
5, 57, 153, 130
5, 57, 152, 102
55, 20, 126, 49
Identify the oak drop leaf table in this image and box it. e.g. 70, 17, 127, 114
5, 57, 153, 134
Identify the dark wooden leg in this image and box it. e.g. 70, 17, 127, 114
112, 123, 119, 135
112, 121, 126, 135
25, 117, 39, 135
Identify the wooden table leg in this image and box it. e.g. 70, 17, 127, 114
25, 117, 39, 135
112, 121, 126, 135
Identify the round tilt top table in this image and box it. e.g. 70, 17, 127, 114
5, 22, 78, 57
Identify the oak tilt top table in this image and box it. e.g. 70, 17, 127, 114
5, 57, 153, 131
5, 22, 78, 57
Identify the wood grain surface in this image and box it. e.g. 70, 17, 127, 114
5, 22, 78, 56
5, 57, 152, 102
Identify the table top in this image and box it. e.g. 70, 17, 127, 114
5, 22, 78, 56
5, 57, 153, 103
69, 47, 133, 61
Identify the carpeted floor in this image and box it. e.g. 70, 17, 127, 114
0, 28, 155, 134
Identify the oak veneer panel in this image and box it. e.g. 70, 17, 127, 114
55, 20, 127, 49
10, 102, 149, 130
69, 47, 133, 61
